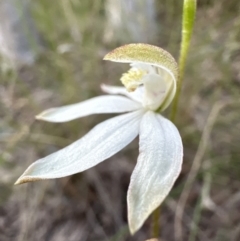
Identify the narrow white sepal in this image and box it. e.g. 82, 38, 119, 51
127, 111, 183, 234
36, 95, 141, 123
15, 110, 144, 184
101, 84, 143, 104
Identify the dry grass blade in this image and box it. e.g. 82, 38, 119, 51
174, 99, 240, 241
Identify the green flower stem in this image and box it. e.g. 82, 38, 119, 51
151, 0, 196, 238
152, 206, 160, 238
170, 0, 197, 122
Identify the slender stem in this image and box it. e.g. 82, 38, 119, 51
152, 207, 160, 238
170, 0, 197, 122
150, 1, 197, 238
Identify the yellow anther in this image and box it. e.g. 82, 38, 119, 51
120, 68, 147, 91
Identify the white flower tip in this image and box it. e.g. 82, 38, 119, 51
35, 109, 53, 121
14, 163, 47, 185
14, 175, 41, 185
35, 114, 43, 120
129, 222, 140, 235
35, 108, 67, 123
100, 84, 107, 92
128, 210, 147, 235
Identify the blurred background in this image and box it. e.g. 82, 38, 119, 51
0, 0, 240, 240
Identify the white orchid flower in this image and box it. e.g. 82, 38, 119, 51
15, 44, 183, 234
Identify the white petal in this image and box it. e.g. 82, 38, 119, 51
101, 84, 143, 104
36, 95, 141, 123
157, 68, 176, 111
15, 110, 144, 184
127, 111, 183, 234
142, 73, 167, 110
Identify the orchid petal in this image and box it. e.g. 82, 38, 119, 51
101, 84, 143, 103
156, 67, 176, 111
127, 111, 183, 234
36, 95, 141, 123
15, 110, 144, 185
104, 44, 178, 79
141, 74, 167, 110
